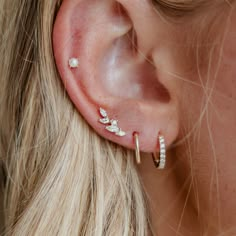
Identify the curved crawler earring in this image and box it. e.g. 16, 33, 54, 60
152, 135, 166, 169
133, 132, 141, 164
98, 108, 126, 137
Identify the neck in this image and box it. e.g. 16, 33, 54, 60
137, 151, 201, 236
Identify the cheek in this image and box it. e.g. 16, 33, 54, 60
177, 17, 236, 229
216, 37, 236, 101
208, 40, 236, 226
193, 32, 236, 228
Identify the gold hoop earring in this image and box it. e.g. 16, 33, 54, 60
133, 132, 141, 164
152, 135, 166, 169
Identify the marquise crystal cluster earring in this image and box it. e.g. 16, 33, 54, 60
99, 108, 126, 137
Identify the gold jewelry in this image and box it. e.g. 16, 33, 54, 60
98, 108, 126, 137
152, 135, 166, 169
133, 132, 141, 164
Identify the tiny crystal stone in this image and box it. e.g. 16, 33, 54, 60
99, 117, 110, 124
160, 143, 165, 149
160, 149, 166, 154
116, 130, 126, 137
99, 108, 108, 118
110, 120, 118, 126
106, 125, 119, 133
69, 58, 79, 68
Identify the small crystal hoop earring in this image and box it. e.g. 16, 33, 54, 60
133, 132, 141, 164
152, 135, 166, 169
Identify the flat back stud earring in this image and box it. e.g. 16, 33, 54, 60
69, 58, 79, 68
133, 132, 141, 164
152, 135, 166, 169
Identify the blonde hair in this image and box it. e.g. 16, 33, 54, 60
0, 0, 234, 235
0, 1, 150, 235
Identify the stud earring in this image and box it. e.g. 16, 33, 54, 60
99, 108, 126, 137
69, 58, 79, 68
152, 134, 166, 169
133, 132, 141, 164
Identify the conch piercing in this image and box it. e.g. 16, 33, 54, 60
133, 132, 141, 164
68, 58, 79, 68
152, 135, 166, 169
99, 108, 126, 137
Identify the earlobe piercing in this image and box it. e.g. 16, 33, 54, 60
99, 108, 165, 168
133, 132, 141, 164
152, 135, 166, 169
68, 58, 79, 68
99, 108, 126, 137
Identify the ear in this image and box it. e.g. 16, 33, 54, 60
53, 0, 179, 153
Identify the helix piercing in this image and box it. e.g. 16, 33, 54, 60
99, 108, 126, 137
152, 135, 166, 169
133, 132, 141, 164
68, 58, 79, 68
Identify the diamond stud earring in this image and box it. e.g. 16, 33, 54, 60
99, 108, 126, 137
69, 58, 79, 68
152, 135, 166, 169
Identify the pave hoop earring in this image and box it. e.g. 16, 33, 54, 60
133, 132, 141, 164
152, 135, 166, 169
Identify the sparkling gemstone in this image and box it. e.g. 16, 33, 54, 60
160, 154, 165, 160
160, 143, 165, 149
116, 129, 126, 137
110, 120, 118, 126
160, 149, 165, 154
160, 159, 166, 164
69, 58, 79, 68
99, 117, 110, 124
160, 139, 165, 144
99, 108, 108, 118
106, 125, 119, 133
159, 164, 165, 169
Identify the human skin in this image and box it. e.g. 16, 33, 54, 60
137, 4, 236, 236
53, 0, 236, 235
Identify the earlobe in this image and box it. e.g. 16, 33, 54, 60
53, 0, 179, 153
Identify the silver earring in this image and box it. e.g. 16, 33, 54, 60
152, 135, 166, 169
69, 58, 79, 68
99, 108, 126, 137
